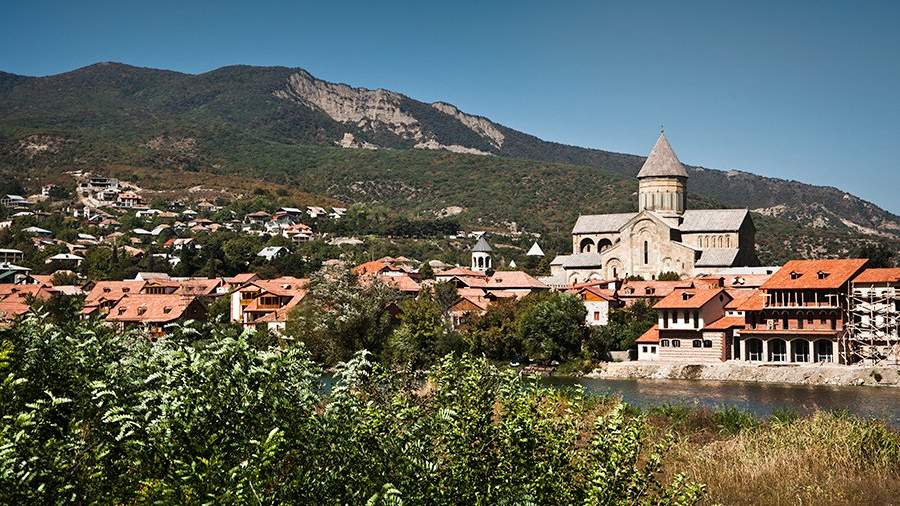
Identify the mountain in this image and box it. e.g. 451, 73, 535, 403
0, 62, 897, 264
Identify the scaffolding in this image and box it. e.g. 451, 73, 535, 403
845, 283, 900, 365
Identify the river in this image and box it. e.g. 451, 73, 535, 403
541, 376, 900, 427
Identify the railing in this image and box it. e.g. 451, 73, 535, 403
748, 351, 762, 361
770, 352, 787, 362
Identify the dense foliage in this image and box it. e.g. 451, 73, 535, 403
0, 315, 705, 504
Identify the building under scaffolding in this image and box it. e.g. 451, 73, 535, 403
846, 268, 900, 365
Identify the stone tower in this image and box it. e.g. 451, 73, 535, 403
637, 131, 688, 223
471, 235, 493, 272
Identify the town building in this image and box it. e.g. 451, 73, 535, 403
229, 276, 309, 332
556, 132, 758, 284
0, 248, 24, 263
848, 268, 900, 364
105, 294, 207, 337
735, 259, 869, 364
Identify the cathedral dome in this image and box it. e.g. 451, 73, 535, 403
637, 132, 688, 179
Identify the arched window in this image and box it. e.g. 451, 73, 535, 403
643, 241, 649, 264
477, 256, 484, 268
725, 236, 731, 248
579, 238, 595, 253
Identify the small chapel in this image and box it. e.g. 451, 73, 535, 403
551, 132, 758, 284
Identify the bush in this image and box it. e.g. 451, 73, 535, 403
0, 317, 705, 504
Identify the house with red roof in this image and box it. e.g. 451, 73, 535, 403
229, 276, 309, 332
105, 294, 206, 337
735, 259, 868, 364
649, 287, 734, 362
82, 280, 147, 317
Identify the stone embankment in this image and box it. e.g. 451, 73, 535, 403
587, 361, 900, 387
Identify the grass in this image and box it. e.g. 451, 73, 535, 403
643, 405, 900, 505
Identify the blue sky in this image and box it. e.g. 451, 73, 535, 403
2, 0, 899, 213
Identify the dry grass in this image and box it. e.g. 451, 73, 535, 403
663, 412, 900, 505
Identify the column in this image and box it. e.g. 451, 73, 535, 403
809, 339, 816, 362
786, 339, 793, 363
761, 339, 769, 362
740, 338, 748, 361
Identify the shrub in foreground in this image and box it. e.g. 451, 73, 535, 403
0, 315, 704, 504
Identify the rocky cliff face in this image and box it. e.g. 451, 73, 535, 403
274, 71, 498, 155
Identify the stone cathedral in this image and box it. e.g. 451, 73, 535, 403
551, 132, 758, 283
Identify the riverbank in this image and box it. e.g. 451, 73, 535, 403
587, 361, 900, 387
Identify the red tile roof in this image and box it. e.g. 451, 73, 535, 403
486, 271, 547, 290
704, 316, 745, 330
635, 325, 660, 343
250, 277, 309, 297
654, 288, 730, 310
619, 280, 691, 298
724, 289, 757, 309
736, 290, 766, 311
852, 268, 900, 284
381, 275, 421, 293
84, 280, 146, 306
105, 294, 200, 324
437, 267, 487, 278
761, 259, 868, 290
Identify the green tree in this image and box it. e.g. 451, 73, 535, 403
517, 292, 587, 361
387, 294, 463, 368
285, 267, 403, 364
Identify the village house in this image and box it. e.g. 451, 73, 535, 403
82, 280, 147, 317
569, 283, 618, 326
616, 279, 693, 307
257, 246, 289, 261
45, 253, 84, 269
116, 191, 144, 209
105, 294, 207, 337
0, 263, 32, 284
0, 284, 54, 327
0, 248, 24, 263
1, 194, 30, 210
636, 287, 733, 362
229, 276, 308, 332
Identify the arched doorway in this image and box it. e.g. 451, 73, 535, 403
813, 340, 834, 363
746, 338, 763, 361
579, 238, 595, 253
792, 340, 809, 363
768, 339, 787, 362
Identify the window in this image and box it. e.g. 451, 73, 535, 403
643, 240, 649, 264
790, 271, 802, 280
642, 346, 647, 353
593, 311, 600, 321
660, 339, 670, 347
703, 340, 712, 348
651, 346, 657, 354
672, 340, 681, 348
663, 311, 669, 328
692, 340, 702, 348
693, 311, 699, 328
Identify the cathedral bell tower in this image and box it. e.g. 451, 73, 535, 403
637, 131, 688, 224
471, 235, 493, 272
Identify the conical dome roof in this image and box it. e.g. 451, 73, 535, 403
526, 242, 544, 256
472, 236, 493, 252
637, 132, 688, 179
